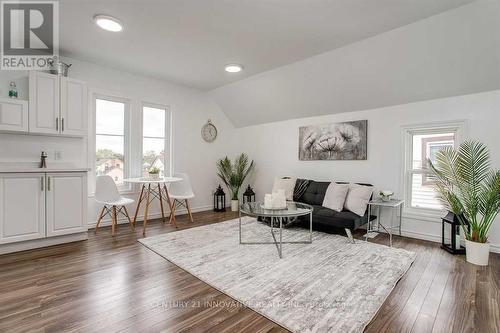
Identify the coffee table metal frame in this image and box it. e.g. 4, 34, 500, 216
239, 202, 313, 258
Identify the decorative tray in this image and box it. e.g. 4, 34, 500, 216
260, 204, 287, 210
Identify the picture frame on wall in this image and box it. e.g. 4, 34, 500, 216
298, 120, 367, 160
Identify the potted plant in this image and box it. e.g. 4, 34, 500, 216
379, 190, 394, 202
216, 153, 254, 211
148, 167, 161, 179
429, 140, 500, 266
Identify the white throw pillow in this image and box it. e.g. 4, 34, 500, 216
344, 183, 374, 216
272, 178, 296, 201
322, 182, 349, 212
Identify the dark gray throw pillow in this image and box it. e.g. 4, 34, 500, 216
293, 178, 311, 202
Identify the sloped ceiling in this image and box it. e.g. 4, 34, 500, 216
210, 0, 500, 127
59, 0, 473, 90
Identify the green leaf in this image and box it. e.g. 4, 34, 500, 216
429, 140, 500, 243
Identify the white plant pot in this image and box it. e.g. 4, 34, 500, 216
149, 173, 159, 179
465, 239, 490, 266
231, 200, 239, 212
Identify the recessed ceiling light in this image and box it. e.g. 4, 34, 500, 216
94, 14, 123, 32
225, 64, 243, 73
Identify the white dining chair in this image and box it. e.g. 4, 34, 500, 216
168, 173, 195, 223
94, 175, 135, 235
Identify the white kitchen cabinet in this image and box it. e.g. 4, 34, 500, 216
29, 71, 60, 134
0, 173, 46, 244
29, 71, 87, 136
46, 173, 87, 237
60, 77, 87, 136
0, 98, 28, 132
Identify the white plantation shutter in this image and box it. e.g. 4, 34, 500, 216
403, 123, 464, 214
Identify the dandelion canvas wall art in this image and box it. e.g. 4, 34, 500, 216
298, 120, 367, 160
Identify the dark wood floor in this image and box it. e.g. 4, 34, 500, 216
0, 211, 498, 333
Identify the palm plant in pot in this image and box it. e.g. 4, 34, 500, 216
429, 140, 500, 266
216, 153, 254, 211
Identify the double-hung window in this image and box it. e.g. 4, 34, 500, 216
142, 104, 171, 177
403, 122, 465, 215
95, 96, 130, 189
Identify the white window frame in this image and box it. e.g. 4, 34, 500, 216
401, 121, 466, 222
140, 102, 172, 177
92, 93, 131, 193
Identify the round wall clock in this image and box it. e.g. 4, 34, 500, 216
201, 119, 217, 142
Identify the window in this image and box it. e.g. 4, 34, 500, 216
403, 123, 464, 213
95, 97, 129, 187
142, 104, 170, 177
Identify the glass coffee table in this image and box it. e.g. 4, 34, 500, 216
239, 201, 313, 258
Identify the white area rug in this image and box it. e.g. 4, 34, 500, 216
139, 217, 416, 333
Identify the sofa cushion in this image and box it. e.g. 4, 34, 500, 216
293, 178, 311, 201
272, 177, 296, 201
344, 183, 374, 216
322, 182, 349, 212
301, 181, 331, 206
310, 205, 369, 230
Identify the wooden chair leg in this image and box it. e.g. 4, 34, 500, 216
186, 199, 193, 222
133, 184, 145, 227
95, 206, 106, 234
112, 205, 117, 236
169, 199, 178, 226
123, 206, 134, 231
164, 184, 177, 227
142, 184, 151, 236
158, 184, 166, 223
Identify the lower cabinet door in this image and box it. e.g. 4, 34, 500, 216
46, 173, 87, 237
0, 173, 46, 244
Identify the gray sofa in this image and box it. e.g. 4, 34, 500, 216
295, 179, 376, 241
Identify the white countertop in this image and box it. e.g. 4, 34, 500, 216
123, 177, 182, 184
0, 162, 90, 173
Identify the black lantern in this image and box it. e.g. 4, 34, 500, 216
441, 211, 469, 254
214, 185, 226, 212
243, 185, 256, 204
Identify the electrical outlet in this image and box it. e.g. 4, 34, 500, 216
54, 150, 62, 160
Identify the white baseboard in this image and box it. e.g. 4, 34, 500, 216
376, 228, 500, 254
87, 205, 213, 228
0, 232, 88, 255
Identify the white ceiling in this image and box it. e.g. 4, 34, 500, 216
59, 0, 474, 90
210, 0, 500, 127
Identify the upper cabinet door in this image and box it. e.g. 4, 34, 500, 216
0, 97, 28, 132
60, 77, 88, 136
29, 72, 60, 134
46, 173, 87, 237
0, 173, 46, 244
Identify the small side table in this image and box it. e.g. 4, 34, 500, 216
365, 198, 404, 247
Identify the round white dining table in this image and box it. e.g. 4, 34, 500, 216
123, 177, 182, 235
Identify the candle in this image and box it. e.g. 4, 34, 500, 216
455, 234, 461, 250
264, 194, 273, 209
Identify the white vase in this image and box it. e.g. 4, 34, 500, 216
465, 239, 490, 266
231, 199, 239, 212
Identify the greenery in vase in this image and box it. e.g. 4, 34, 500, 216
216, 153, 254, 200
429, 140, 500, 243
148, 167, 161, 174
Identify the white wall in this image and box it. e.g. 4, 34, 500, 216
210, 0, 500, 127
232, 90, 500, 252
0, 57, 237, 227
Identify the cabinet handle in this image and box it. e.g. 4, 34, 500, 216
47, 176, 51, 191
41, 177, 44, 191
56, 117, 59, 131
62, 118, 64, 132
